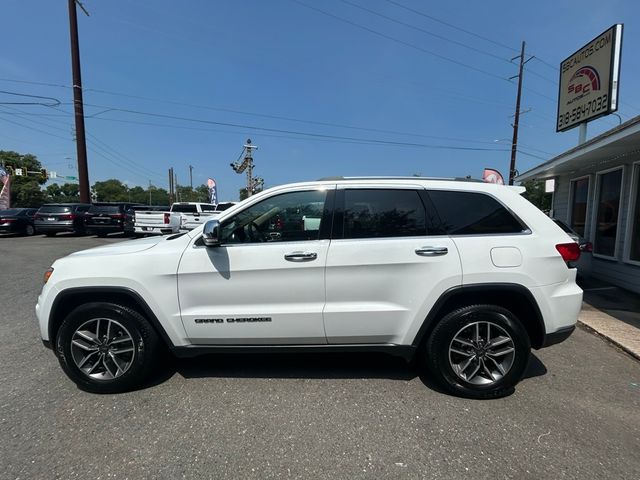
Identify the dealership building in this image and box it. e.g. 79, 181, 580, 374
516, 115, 640, 293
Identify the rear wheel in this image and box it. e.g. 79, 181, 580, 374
56, 303, 161, 393
425, 304, 530, 399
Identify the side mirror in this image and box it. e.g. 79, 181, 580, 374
202, 219, 221, 247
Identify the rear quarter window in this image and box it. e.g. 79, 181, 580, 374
427, 190, 526, 235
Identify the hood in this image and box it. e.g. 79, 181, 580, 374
68, 235, 164, 257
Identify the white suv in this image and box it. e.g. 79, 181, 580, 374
35, 177, 583, 398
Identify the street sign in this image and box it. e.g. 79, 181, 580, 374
15, 168, 23, 176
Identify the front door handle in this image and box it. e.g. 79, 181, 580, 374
415, 246, 448, 256
284, 251, 318, 262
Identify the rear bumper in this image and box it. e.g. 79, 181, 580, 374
35, 222, 76, 232
541, 325, 575, 348
86, 225, 123, 233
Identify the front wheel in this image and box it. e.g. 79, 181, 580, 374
56, 303, 161, 393
24, 224, 35, 236
424, 304, 530, 399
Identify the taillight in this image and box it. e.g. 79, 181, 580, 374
1, 218, 15, 223
163, 212, 170, 224
60, 214, 76, 221
556, 242, 581, 262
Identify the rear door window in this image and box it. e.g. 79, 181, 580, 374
340, 189, 427, 239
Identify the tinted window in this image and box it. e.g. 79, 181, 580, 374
171, 204, 198, 213
200, 204, 218, 212
215, 202, 235, 211
428, 190, 525, 235
39, 205, 72, 214
630, 166, 640, 262
570, 177, 589, 236
342, 189, 426, 239
89, 204, 120, 214
0, 209, 23, 216
221, 190, 327, 244
594, 169, 622, 256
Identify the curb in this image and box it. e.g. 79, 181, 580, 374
578, 302, 640, 361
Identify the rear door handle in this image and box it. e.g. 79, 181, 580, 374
415, 246, 448, 256
284, 251, 318, 262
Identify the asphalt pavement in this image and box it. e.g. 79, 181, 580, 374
1, 233, 639, 480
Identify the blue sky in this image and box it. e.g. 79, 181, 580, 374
1, 0, 639, 200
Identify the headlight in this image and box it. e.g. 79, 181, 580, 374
43, 267, 54, 284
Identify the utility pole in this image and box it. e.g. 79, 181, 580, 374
174, 172, 179, 202
148, 180, 152, 205
230, 139, 262, 198
188, 165, 193, 190
68, 0, 90, 203
168, 167, 174, 204
508, 41, 532, 186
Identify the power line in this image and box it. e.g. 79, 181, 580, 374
338, 0, 511, 64
78, 101, 515, 152
0, 104, 167, 183
383, 0, 519, 53
289, 0, 508, 82
0, 89, 61, 106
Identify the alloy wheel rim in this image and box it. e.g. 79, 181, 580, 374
448, 320, 515, 386
70, 318, 136, 381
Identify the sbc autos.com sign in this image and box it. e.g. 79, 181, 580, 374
556, 24, 623, 132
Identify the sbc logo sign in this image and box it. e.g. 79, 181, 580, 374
567, 66, 601, 97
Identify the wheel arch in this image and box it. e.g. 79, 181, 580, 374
49, 287, 175, 349
412, 283, 546, 350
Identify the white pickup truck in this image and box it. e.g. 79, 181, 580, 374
133, 206, 182, 237
172, 201, 237, 231
134, 202, 239, 236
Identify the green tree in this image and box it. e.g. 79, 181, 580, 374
0, 150, 46, 207
44, 183, 80, 203
521, 179, 552, 213
92, 179, 129, 202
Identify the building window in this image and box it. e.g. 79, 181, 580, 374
569, 177, 589, 237
594, 169, 623, 257
630, 166, 640, 262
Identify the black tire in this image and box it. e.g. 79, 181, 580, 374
55, 302, 161, 393
424, 304, 530, 399
24, 224, 36, 236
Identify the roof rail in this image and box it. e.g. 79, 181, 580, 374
316, 175, 484, 183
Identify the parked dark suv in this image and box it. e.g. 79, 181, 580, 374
85, 203, 143, 237
35, 203, 92, 236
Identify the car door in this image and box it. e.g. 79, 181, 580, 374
323, 185, 462, 345
177, 186, 335, 345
